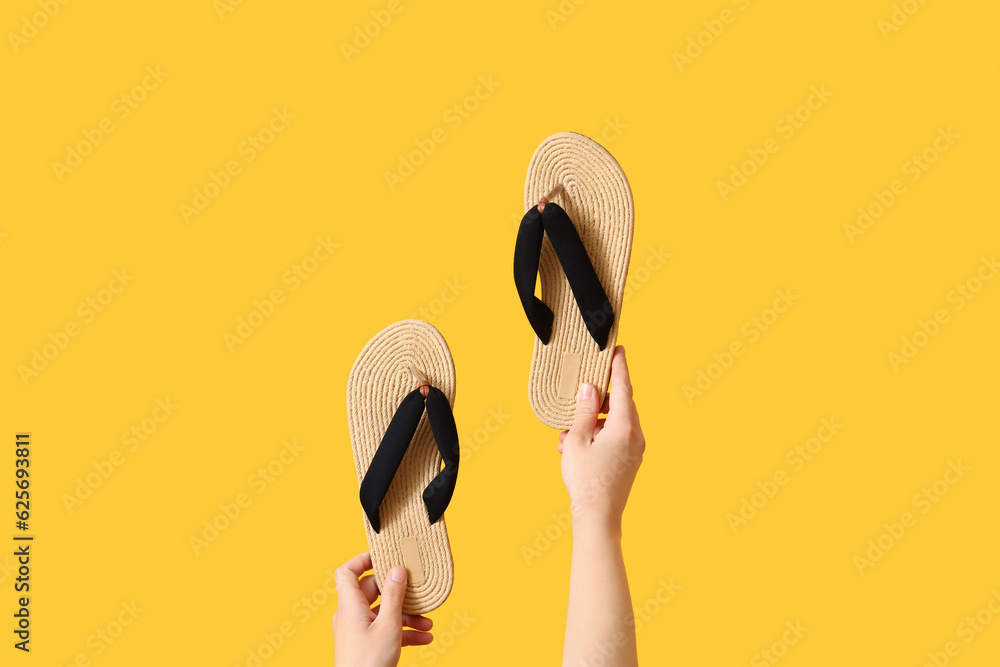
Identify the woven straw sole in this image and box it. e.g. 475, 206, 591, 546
346, 319, 456, 614
524, 132, 634, 430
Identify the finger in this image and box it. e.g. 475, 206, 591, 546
334, 552, 374, 613
558, 430, 568, 443
359, 575, 380, 605
566, 383, 601, 444
403, 614, 433, 632
371, 566, 407, 631
600, 391, 610, 415
402, 630, 434, 647
606, 346, 636, 427
556, 443, 563, 454
338, 552, 373, 579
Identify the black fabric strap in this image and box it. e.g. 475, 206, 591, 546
359, 386, 459, 534
513, 202, 614, 350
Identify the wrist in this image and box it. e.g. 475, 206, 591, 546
570, 510, 623, 542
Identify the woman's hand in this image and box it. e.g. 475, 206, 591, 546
558, 346, 645, 532
333, 552, 433, 667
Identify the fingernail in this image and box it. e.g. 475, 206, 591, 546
390, 566, 406, 584
579, 383, 594, 400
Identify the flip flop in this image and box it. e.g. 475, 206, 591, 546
346, 319, 459, 614
514, 132, 634, 430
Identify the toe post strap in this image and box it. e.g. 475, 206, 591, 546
513, 187, 615, 350
359, 376, 459, 534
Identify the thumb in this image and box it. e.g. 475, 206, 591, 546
566, 383, 600, 443
373, 566, 407, 628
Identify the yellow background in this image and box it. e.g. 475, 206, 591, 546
2, 0, 999, 665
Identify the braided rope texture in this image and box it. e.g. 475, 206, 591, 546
346, 319, 457, 614
524, 132, 635, 430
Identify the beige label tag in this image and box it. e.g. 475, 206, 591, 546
557, 352, 583, 399
399, 536, 425, 585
